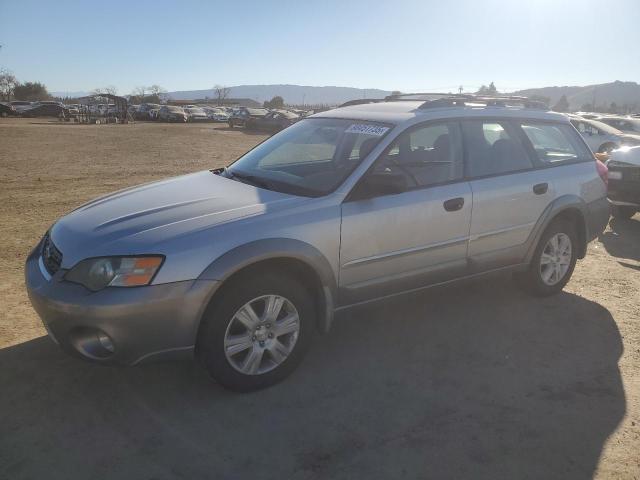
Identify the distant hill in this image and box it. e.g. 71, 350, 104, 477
165, 84, 392, 105
514, 81, 640, 111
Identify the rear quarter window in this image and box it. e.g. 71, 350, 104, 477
520, 122, 592, 164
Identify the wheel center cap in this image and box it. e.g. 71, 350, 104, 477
255, 327, 268, 342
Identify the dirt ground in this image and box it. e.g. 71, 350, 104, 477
0, 117, 638, 479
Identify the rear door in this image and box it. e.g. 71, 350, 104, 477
462, 119, 554, 270
340, 121, 472, 304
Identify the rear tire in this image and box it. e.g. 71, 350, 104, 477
196, 272, 316, 392
516, 219, 578, 296
611, 205, 636, 220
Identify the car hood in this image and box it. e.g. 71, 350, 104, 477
620, 133, 640, 144
610, 145, 640, 167
50, 170, 304, 267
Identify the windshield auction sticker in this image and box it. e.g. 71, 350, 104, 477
345, 124, 390, 136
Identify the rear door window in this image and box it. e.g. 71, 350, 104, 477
461, 120, 533, 177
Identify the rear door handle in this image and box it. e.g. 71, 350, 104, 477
443, 197, 464, 212
533, 183, 548, 195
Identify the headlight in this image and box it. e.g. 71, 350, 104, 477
65, 256, 164, 291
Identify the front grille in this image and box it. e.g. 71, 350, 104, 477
42, 233, 63, 276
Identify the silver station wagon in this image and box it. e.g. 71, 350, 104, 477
26, 94, 610, 391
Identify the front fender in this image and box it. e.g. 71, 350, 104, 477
198, 238, 337, 332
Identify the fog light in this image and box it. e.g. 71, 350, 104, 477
97, 332, 115, 353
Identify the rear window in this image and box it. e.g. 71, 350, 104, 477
521, 123, 592, 164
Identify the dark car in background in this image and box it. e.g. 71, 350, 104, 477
606, 146, 640, 219
246, 110, 299, 132
158, 105, 188, 122
0, 103, 17, 117
135, 103, 162, 120
21, 103, 69, 118
228, 107, 269, 128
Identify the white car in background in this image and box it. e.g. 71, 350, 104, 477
597, 116, 640, 135
185, 107, 209, 122
203, 107, 230, 122
568, 115, 640, 153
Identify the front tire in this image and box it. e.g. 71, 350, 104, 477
516, 220, 578, 296
196, 272, 316, 392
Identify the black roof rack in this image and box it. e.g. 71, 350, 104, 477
338, 98, 384, 107
383, 93, 548, 110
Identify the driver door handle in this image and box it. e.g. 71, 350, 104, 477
443, 197, 464, 212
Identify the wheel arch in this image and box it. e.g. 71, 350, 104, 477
525, 195, 589, 263
197, 238, 337, 335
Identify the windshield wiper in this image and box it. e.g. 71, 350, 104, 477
226, 170, 274, 190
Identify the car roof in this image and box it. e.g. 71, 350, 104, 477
313, 100, 568, 126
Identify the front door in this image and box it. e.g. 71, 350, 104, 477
339, 121, 472, 305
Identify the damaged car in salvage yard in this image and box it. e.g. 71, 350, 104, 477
606, 145, 640, 219
25, 94, 610, 392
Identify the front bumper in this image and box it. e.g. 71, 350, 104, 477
25, 245, 219, 365
607, 163, 640, 207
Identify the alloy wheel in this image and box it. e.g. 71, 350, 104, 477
539, 233, 572, 286
223, 295, 300, 375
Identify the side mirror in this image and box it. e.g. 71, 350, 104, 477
353, 172, 408, 200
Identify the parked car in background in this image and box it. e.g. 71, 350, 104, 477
606, 145, 640, 219
10, 101, 33, 113
202, 107, 230, 122
26, 94, 610, 391
148, 107, 161, 121
21, 103, 69, 118
597, 116, 640, 135
0, 103, 18, 117
568, 115, 640, 153
158, 105, 188, 122
185, 107, 209, 122
65, 104, 80, 115
228, 107, 269, 127
135, 103, 162, 120
246, 110, 299, 132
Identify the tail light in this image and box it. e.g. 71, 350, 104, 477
595, 159, 608, 187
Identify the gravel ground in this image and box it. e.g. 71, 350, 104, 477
0, 117, 638, 479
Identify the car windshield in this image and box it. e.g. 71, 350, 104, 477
226, 118, 391, 197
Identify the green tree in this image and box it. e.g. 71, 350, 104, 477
477, 82, 498, 96
609, 102, 618, 114
265, 95, 284, 109
552, 95, 570, 112
13, 81, 50, 101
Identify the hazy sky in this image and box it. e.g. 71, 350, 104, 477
1, 0, 639, 94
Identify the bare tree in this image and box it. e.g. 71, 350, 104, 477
132, 85, 147, 102
0, 68, 18, 101
148, 84, 166, 99
214, 85, 231, 105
